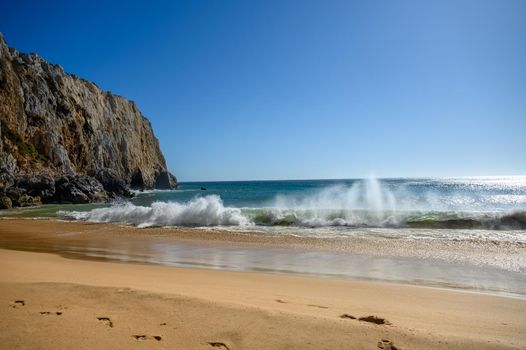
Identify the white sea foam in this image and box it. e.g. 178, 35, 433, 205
61, 195, 252, 227
59, 178, 526, 232
246, 178, 526, 229
273, 179, 396, 211
265, 178, 402, 227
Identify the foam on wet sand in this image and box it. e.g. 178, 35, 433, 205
0, 219, 525, 349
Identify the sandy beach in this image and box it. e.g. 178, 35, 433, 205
0, 219, 525, 349
2, 0, 525, 348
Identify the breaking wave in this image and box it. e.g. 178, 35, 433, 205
59, 178, 526, 231
61, 195, 252, 227
60, 196, 526, 231
244, 207, 526, 230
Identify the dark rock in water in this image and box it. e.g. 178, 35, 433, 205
53, 175, 108, 204
5, 187, 26, 205
94, 168, 132, 198
154, 170, 173, 189
0, 34, 178, 207
5, 187, 41, 207
15, 175, 55, 202
200, 187, 207, 191
17, 193, 41, 207
0, 195, 12, 209
169, 173, 178, 189
130, 168, 146, 190
53, 177, 89, 204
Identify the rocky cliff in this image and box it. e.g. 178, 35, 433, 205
0, 34, 177, 208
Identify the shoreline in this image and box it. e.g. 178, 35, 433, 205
1, 218, 526, 348
0, 218, 525, 298
1, 217, 526, 297
1, 248, 526, 349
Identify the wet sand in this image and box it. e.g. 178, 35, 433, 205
0, 219, 524, 296
0, 219, 526, 349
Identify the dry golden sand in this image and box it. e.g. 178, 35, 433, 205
0, 219, 525, 349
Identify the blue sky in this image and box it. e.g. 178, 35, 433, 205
2, 0, 525, 181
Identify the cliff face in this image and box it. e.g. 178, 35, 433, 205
0, 34, 177, 207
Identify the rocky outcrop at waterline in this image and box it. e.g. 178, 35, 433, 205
0, 34, 177, 208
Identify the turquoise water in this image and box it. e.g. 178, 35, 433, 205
6, 176, 526, 235
3, 176, 526, 295
138, 177, 526, 213
61, 176, 526, 235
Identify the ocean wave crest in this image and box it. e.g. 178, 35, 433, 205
60, 195, 252, 227
59, 185, 526, 231
243, 207, 526, 230
244, 208, 403, 227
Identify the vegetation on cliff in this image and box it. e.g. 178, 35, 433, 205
0, 34, 177, 208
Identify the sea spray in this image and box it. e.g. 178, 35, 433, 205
58, 177, 526, 231
268, 177, 400, 226
61, 195, 252, 227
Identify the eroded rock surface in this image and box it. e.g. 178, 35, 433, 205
0, 33, 177, 206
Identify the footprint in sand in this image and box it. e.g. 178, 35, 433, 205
340, 314, 391, 325
275, 299, 287, 304
358, 315, 391, 325
377, 339, 401, 349
132, 335, 162, 341
40, 311, 62, 315
208, 342, 230, 349
10, 300, 25, 308
97, 317, 114, 328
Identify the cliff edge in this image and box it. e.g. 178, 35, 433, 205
0, 34, 177, 207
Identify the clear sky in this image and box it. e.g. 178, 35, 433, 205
1, 0, 525, 181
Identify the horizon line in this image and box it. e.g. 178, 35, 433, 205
177, 174, 526, 183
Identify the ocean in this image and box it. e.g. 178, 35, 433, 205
57, 176, 526, 234
3, 176, 526, 296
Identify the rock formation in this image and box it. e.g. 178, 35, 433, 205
0, 33, 177, 208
